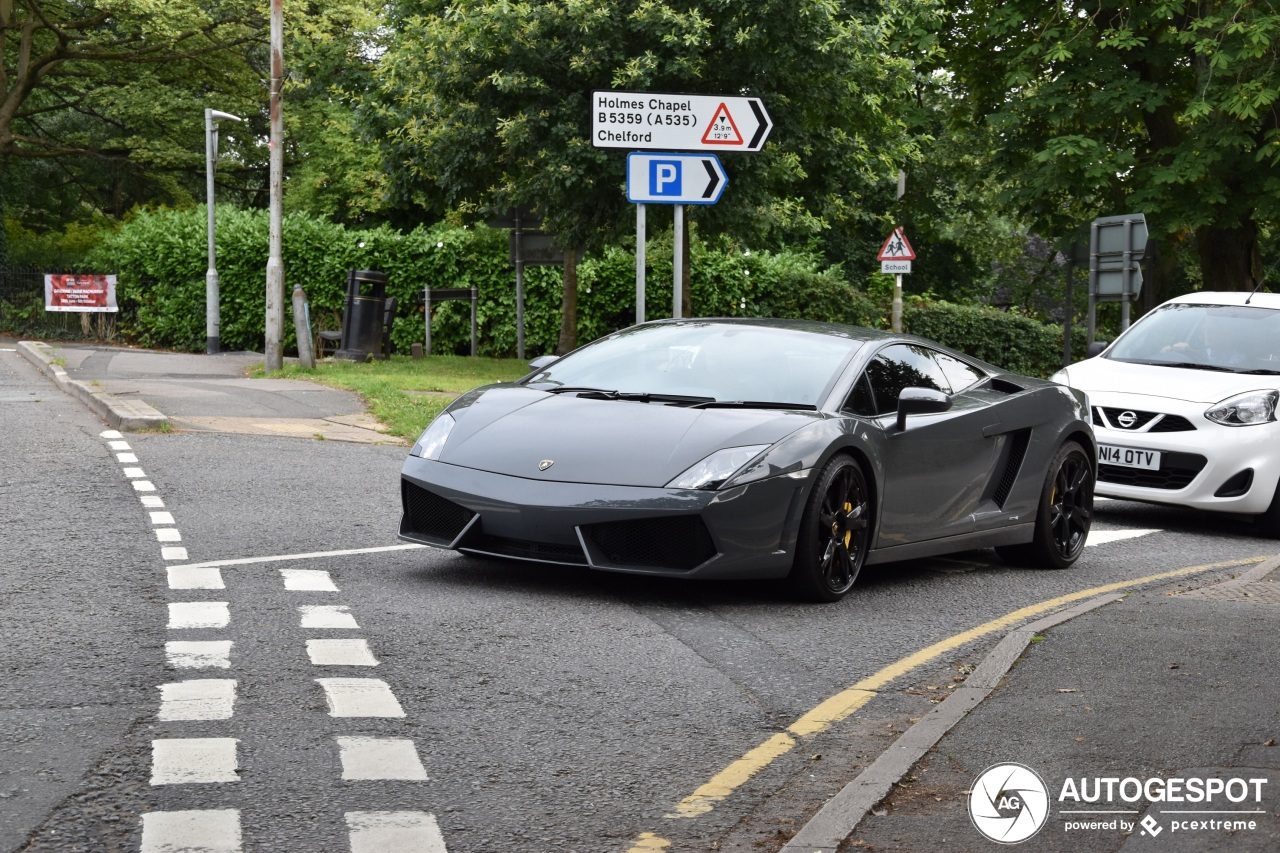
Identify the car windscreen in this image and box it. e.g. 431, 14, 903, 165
1106, 303, 1280, 373
524, 322, 863, 405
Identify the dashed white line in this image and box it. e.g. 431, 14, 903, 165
179, 544, 425, 570
117, 452, 139, 463
123, 467, 146, 478
150, 511, 176, 525
167, 567, 225, 590
151, 738, 240, 785
282, 569, 339, 592
156, 528, 183, 543
307, 639, 379, 667
107, 440, 131, 451
299, 605, 360, 629
336, 738, 427, 781
141, 495, 165, 508
316, 678, 405, 718
141, 810, 241, 853
162, 546, 190, 561
133, 480, 157, 492
157, 680, 237, 721
166, 641, 233, 669
168, 602, 230, 629
346, 811, 447, 853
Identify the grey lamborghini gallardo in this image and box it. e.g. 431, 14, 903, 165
399, 319, 1095, 601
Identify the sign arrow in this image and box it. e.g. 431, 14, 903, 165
627, 153, 728, 205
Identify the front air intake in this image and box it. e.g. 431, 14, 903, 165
581, 516, 718, 572
400, 481, 475, 545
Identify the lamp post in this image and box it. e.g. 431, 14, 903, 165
205, 108, 243, 355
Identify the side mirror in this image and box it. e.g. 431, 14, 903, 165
527, 354, 559, 372
1085, 340, 1109, 358
896, 387, 951, 431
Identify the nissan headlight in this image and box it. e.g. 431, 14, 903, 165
413, 412, 456, 459
1205, 390, 1278, 427
667, 445, 768, 490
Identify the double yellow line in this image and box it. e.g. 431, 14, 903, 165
628, 556, 1267, 850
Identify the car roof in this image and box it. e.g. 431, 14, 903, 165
1163, 290, 1280, 310
641, 317, 898, 345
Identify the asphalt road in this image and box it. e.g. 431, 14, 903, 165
2, 344, 1276, 852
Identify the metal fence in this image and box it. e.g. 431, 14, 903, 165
0, 267, 108, 339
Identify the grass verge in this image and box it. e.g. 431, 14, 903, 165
263, 354, 529, 441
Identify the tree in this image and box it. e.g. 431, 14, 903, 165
938, 0, 1280, 292
368, 0, 924, 260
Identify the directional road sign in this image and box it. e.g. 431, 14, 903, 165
626, 153, 727, 205
593, 91, 772, 152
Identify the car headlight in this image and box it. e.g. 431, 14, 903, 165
412, 412, 456, 459
667, 445, 769, 490
1205, 390, 1278, 427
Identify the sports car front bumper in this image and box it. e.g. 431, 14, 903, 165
398, 457, 812, 580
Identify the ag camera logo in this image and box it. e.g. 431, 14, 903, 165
969, 763, 1050, 844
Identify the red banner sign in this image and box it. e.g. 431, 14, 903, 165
44, 274, 118, 313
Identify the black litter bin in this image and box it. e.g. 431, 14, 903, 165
335, 269, 387, 362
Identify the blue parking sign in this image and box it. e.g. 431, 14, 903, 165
649, 160, 683, 196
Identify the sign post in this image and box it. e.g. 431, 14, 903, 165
877, 227, 916, 333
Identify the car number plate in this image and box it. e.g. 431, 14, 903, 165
1098, 444, 1161, 470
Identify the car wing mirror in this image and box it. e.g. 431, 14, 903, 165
1085, 341, 1109, 358
896, 387, 951, 431
527, 354, 559, 372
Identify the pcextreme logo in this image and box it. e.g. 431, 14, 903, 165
968, 763, 1270, 844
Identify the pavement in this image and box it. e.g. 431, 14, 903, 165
8, 336, 1280, 852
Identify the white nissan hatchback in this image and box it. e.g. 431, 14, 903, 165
1053, 291, 1280, 537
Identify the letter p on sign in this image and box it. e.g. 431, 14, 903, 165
650, 160, 682, 196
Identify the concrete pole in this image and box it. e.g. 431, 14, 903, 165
264, 0, 285, 372
205, 109, 241, 355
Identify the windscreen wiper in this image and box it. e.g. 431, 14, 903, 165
545, 387, 714, 404
1123, 360, 1234, 372
692, 400, 818, 411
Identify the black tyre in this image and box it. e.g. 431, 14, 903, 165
996, 440, 1094, 569
1255, 479, 1280, 539
788, 455, 871, 602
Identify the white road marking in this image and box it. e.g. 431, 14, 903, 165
157, 680, 237, 721
181, 544, 426, 570
299, 605, 360, 629
162, 546, 190, 561
151, 738, 239, 785
141, 495, 165, 508
166, 641, 233, 669
167, 567, 225, 590
123, 467, 146, 478
336, 738, 428, 781
100, 430, 123, 439
346, 812, 447, 853
117, 452, 139, 463
1087, 529, 1160, 546
141, 810, 241, 853
107, 440, 131, 451
316, 678, 405, 718
133, 480, 157, 492
307, 639, 379, 667
156, 528, 183, 543
282, 569, 338, 592
168, 602, 229, 629
151, 512, 176, 525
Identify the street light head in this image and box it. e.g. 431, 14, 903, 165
207, 109, 244, 122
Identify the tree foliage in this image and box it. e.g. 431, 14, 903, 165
368, 0, 924, 260
939, 0, 1280, 291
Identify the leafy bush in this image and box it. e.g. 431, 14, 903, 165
904, 299, 1085, 378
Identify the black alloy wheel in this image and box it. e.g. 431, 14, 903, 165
997, 440, 1094, 568
789, 455, 871, 602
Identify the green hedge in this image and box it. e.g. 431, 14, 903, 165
87, 207, 1081, 377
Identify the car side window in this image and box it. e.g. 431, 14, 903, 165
860, 344, 950, 414
933, 351, 986, 393
844, 373, 878, 416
